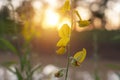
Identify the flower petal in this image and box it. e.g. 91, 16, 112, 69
60, 0, 70, 13
73, 48, 86, 63
57, 37, 70, 47
78, 20, 90, 27
59, 24, 71, 38
56, 47, 66, 55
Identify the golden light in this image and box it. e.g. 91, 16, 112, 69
42, 8, 60, 29
33, 13, 41, 24
32, 0, 42, 10
32, 0, 43, 25
58, 18, 71, 30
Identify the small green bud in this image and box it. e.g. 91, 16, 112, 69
70, 57, 81, 66
54, 69, 65, 78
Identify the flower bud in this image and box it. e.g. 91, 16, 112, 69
54, 69, 65, 78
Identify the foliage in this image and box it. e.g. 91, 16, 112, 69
0, 37, 41, 80
0, 6, 10, 20
0, 1, 41, 79
0, 0, 90, 80
0, 38, 18, 54
0, 5, 21, 36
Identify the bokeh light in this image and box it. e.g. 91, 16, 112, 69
32, 0, 43, 11
43, 64, 58, 75
105, 8, 120, 30
76, 7, 91, 20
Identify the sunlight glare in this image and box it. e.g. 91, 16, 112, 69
42, 8, 60, 29
58, 18, 71, 30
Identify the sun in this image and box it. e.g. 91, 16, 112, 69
32, 0, 70, 30
42, 8, 60, 29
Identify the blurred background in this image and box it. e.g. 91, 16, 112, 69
0, 0, 120, 80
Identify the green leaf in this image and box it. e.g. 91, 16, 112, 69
0, 38, 18, 55
31, 64, 41, 73
15, 67, 23, 80
26, 64, 41, 80
20, 55, 27, 71
20, 47, 31, 71
5, 67, 16, 74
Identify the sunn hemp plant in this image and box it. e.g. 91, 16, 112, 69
55, 0, 90, 80
0, 0, 90, 80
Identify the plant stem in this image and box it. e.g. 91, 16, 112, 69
65, 0, 74, 80
65, 44, 70, 80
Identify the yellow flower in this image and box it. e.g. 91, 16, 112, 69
74, 48, 86, 63
56, 20, 71, 55
60, 0, 70, 13
57, 38, 70, 47
78, 20, 90, 27
56, 47, 66, 55
56, 24, 71, 47
59, 24, 71, 38
75, 10, 90, 27
71, 48, 86, 66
